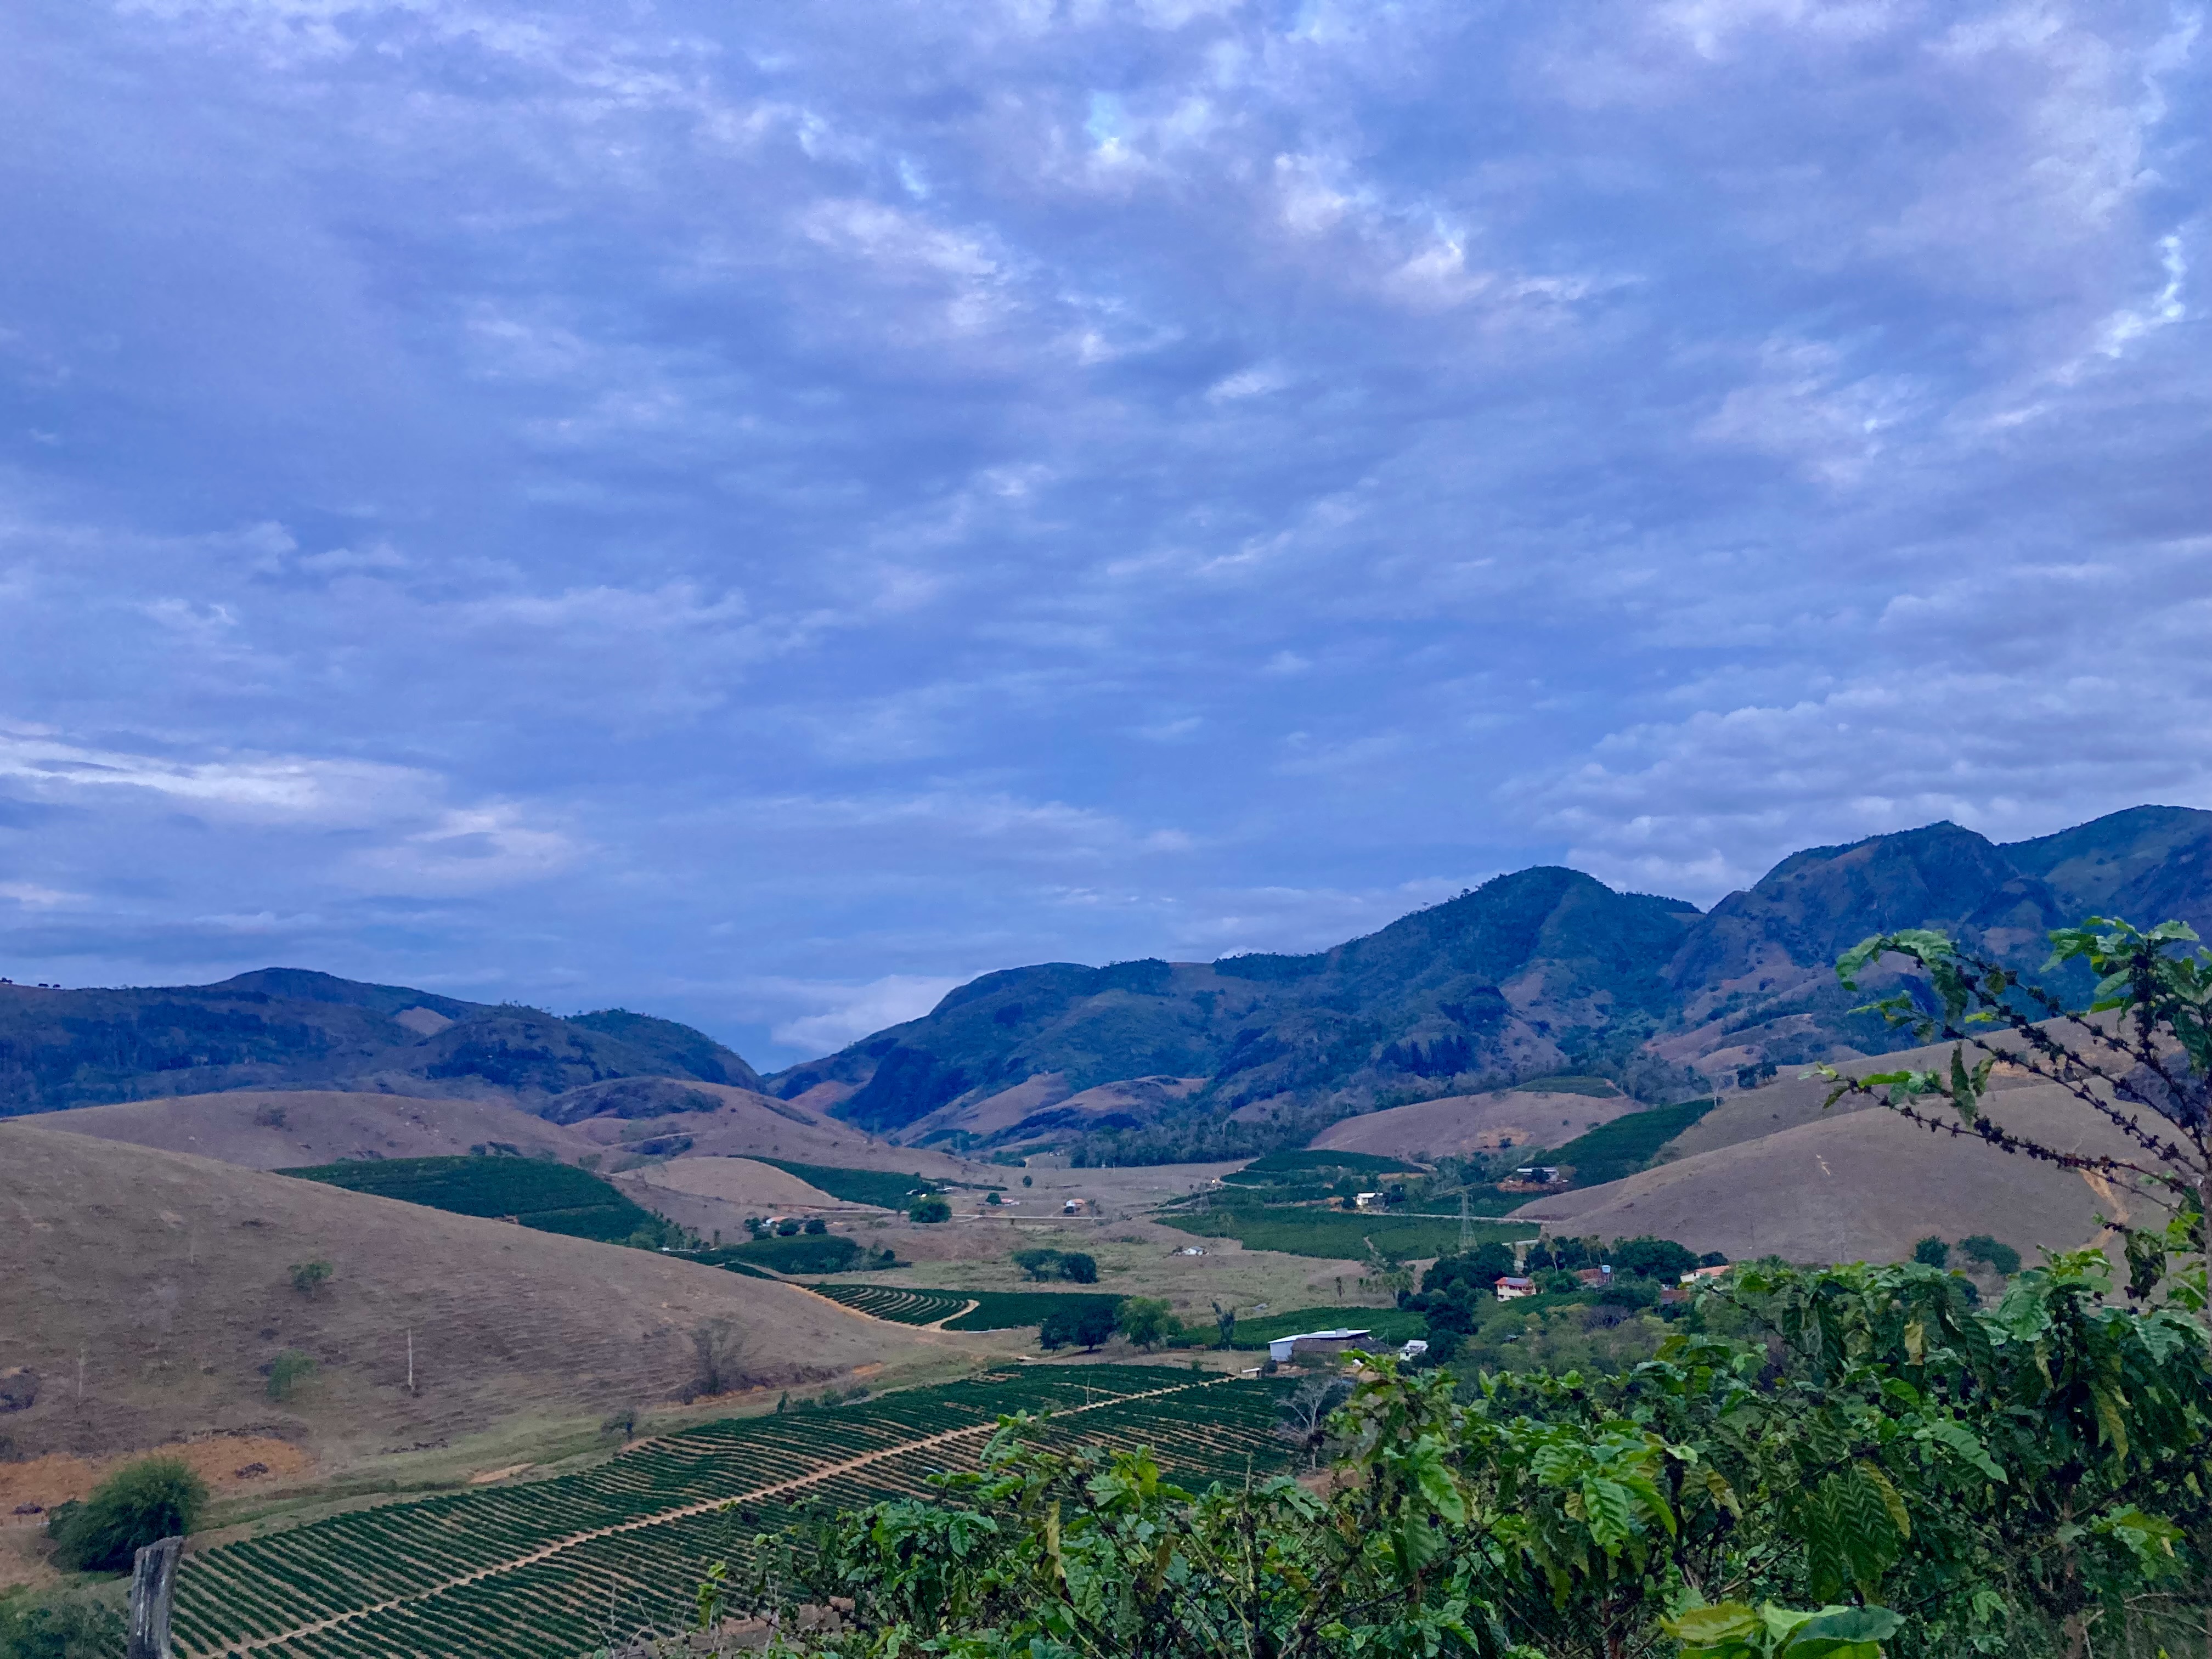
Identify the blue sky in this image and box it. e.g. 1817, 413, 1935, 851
1, 0, 2205, 1069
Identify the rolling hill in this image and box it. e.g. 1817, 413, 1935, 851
0, 1122, 928, 1470
764, 805, 2212, 1160
37, 1087, 591, 1168
0, 969, 761, 1115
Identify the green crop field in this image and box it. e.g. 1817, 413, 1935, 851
1509, 1074, 1621, 1098
1226, 1305, 1427, 1350
1240, 1148, 1420, 1176
809, 1284, 1125, 1333
1161, 1200, 1519, 1261
1541, 1098, 1717, 1185
283, 1155, 677, 1246
166, 1367, 1290, 1659
754, 1159, 940, 1208
809, 1284, 970, 1324
691, 1234, 867, 1274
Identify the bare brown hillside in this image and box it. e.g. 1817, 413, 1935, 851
1312, 1087, 1646, 1161
563, 1082, 979, 1180
1510, 1082, 2147, 1265
37, 1089, 590, 1169
0, 1125, 930, 1468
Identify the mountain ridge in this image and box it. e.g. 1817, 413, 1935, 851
767, 804, 2212, 1160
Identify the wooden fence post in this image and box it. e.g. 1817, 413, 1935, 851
127, 1534, 182, 1659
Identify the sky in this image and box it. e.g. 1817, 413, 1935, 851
0, 0, 2206, 1070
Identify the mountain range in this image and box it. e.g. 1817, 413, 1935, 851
5, 806, 2208, 1158
764, 805, 2212, 1158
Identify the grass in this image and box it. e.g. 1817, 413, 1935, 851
754, 1159, 940, 1208
281, 1154, 676, 1246
1541, 1098, 1718, 1186
1226, 1306, 1426, 1351
1160, 1201, 1520, 1261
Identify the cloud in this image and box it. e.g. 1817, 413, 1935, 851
766, 974, 964, 1056
0, 0, 2199, 1065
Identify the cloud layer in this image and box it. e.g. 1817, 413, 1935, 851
0, 0, 2204, 1062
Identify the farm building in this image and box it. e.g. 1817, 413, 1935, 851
1267, 1328, 1373, 1364
1494, 1277, 1536, 1300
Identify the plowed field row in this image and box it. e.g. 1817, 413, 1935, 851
171, 1367, 1289, 1659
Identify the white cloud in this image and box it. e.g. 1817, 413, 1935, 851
768, 974, 962, 1055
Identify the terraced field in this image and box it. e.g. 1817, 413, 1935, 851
809, 1284, 1125, 1333
168, 1366, 1290, 1658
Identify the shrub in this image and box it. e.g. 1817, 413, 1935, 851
1056, 1251, 1098, 1284
802, 1217, 827, 1235
1959, 1234, 2021, 1276
1912, 1236, 1950, 1268
776, 1219, 803, 1237
908, 1195, 952, 1223
1012, 1248, 1062, 1281
289, 1259, 333, 1297
0, 1585, 126, 1654
47, 1457, 208, 1572
266, 1350, 317, 1401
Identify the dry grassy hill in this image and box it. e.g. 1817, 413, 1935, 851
36, 1088, 590, 1169
0, 1124, 932, 1474
561, 1082, 979, 1181
1510, 1080, 2148, 1266
1311, 1086, 1647, 1161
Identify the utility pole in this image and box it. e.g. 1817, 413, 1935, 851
406, 1328, 415, 1396
1458, 1193, 1474, 1253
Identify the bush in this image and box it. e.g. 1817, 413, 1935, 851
908, 1195, 952, 1223
802, 1217, 827, 1235
1056, 1251, 1098, 1284
1959, 1234, 2021, 1276
289, 1259, 333, 1297
1012, 1248, 1062, 1281
0, 1585, 126, 1656
47, 1457, 207, 1572
1912, 1236, 1950, 1268
267, 1350, 317, 1401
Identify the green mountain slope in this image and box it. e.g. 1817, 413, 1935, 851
770, 805, 2212, 1157
0, 969, 760, 1115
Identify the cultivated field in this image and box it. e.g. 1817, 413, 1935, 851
167, 1366, 1293, 1658
809, 1285, 1125, 1333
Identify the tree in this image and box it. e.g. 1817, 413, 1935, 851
288, 1259, 332, 1297
1959, 1233, 2022, 1276
1011, 1247, 1062, 1282
802, 1217, 827, 1235
0, 1586, 126, 1655
266, 1350, 316, 1401
47, 1457, 207, 1572
1912, 1235, 1951, 1268
1818, 916, 2212, 1321
1039, 1302, 1116, 1352
986, 1191, 1002, 1206
908, 1195, 952, 1223
1274, 1374, 1352, 1468
1115, 1297, 1178, 1351
1056, 1251, 1098, 1284
1608, 1235, 1699, 1282
1211, 1301, 1236, 1347
690, 1318, 749, 1398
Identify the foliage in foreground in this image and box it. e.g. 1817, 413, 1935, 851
733, 1254, 2212, 1659
0, 1586, 124, 1659
44, 1456, 207, 1574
